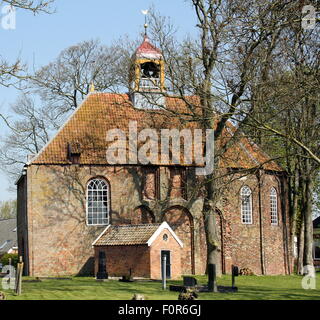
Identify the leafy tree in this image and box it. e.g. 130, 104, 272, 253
0, 253, 18, 268
0, 200, 16, 219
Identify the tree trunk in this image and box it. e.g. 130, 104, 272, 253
297, 217, 305, 275
203, 168, 221, 276
290, 165, 299, 272
303, 160, 314, 273
203, 200, 221, 276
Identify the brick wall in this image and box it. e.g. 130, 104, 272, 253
94, 229, 182, 279
163, 207, 194, 275
216, 170, 291, 275
94, 245, 150, 278
149, 229, 182, 280
18, 163, 291, 277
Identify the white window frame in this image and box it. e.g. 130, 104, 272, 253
241, 186, 253, 224
270, 187, 278, 225
86, 178, 110, 226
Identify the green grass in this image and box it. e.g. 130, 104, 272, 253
3, 274, 320, 300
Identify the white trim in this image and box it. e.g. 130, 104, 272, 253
270, 187, 278, 225
147, 221, 183, 248
86, 178, 110, 226
92, 225, 111, 247
29, 93, 95, 165
136, 53, 162, 59
240, 186, 253, 224
14, 169, 27, 186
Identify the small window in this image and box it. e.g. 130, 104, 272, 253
163, 234, 168, 241
86, 178, 110, 226
270, 187, 278, 225
314, 240, 320, 260
241, 186, 252, 224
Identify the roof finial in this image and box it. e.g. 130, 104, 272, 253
89, 81, 95, 93
141, 9, 149, 36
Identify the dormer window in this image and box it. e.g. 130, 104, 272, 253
67, 142, 82, 164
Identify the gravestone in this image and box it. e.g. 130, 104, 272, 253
231, 265, 239, 289
183, 276, 197, 287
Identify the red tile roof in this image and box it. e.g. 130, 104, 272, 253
94, 223, 162, 246
30, 92, 283, 171
136, 35, 162, 58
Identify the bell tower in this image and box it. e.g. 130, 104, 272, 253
130, 33, 166, 109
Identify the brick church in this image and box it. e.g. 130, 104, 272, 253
16, 34, 293, 278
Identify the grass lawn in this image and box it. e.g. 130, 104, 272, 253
3, 273, 320, 300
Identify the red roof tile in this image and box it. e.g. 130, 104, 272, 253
94, 223, 162, 246
136, 35, 162, 59
30, 92, 283, 172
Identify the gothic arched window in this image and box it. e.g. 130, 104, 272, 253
86, 178, 110, 226
241, 186, 252, 224
270, 187, 278, 225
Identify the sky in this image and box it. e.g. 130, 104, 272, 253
0, 0, 198, 202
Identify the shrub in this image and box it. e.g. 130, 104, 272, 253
0, 253, 19, 269
239, 267, 254, 276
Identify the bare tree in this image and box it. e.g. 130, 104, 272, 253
2, 0, 54, 14
2, 0, 319, 276
30, 39, 126, 112
239, 1, 320, 274
0, 94, 53, 177
145, 0, 304, 275
0, 0, 55, 87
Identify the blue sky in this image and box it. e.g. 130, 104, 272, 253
0, 0, 197, 202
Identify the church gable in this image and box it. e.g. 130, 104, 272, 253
29, 33, 282, 172
30, 91, 283, 171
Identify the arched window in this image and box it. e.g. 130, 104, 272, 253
270, 187, 278, 225
86, 178, 110, 226
241, 186, 252, 224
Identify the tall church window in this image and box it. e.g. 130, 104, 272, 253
270, 187, 278, 225
241, 186, 252, 224
86, 178, 110, 226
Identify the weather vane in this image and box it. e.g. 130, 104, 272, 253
141, 9, 149, 35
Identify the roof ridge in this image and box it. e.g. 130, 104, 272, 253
111, 223, 161, 228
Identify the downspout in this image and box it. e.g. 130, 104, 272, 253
257, 170, 266, 275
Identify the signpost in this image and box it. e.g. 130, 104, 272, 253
14, 256, 23, 295
162, 255, 166, 290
